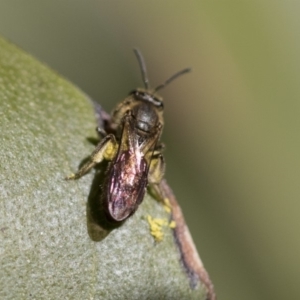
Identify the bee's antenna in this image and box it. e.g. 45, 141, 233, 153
133, 48, 150, 90
154, 68, 191, 93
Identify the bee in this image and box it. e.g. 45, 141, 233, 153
66, 49, 190, 224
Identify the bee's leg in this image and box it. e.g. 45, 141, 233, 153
96, 126, 107, 139
65, 134, 117, 180
154, 143, 165, 152
148, 154, 167, 203
148, 153, 165, 184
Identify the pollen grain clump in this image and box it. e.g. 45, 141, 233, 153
147, 215, 176, 242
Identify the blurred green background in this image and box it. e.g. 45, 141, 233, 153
1, 1, 299, 299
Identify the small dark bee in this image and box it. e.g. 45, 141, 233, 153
66, 49, 190, 223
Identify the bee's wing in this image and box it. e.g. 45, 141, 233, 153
104, 114, 160, 222
106, 149, 148, 222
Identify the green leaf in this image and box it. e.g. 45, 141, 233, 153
0, 36, 210, 299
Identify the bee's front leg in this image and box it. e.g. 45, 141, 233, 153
96, 126, 107, 139
65, 134, 118, 180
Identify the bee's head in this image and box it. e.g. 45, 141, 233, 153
130, 89, 163, 108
